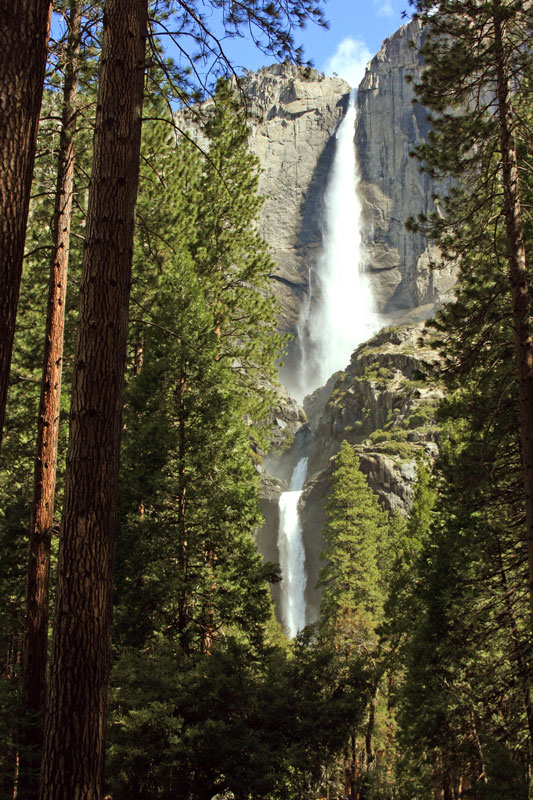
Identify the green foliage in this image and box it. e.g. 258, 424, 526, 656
0, 82, 90, 785
389, 4, 533, 790
107, 631, 366, 800
108, 79, 353, 798
116, 83, 280, 657
320, 441, 391, 648
192, 79, 286, 441
317, 441, 401, 798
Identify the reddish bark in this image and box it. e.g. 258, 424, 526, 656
39, 0, 148, 796
0, 0, 52, 451
19, 4, 82, 793
493, 0, 533, 619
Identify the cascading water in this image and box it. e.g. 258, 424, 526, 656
277, 89, 381, 635
277, 457, 308, 637
297, 89, 380, 399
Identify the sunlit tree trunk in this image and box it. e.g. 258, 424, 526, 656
0, 0, 52, 451
20, 5, 83, 788
39, 0, 148, 796
19, 4, 82, 793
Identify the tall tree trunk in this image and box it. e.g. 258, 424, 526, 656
0, 0, 52, 451
39, 0, 147, 796
19, 6, 82, 794
177, 366, 190, 651
492, 0, 533, 619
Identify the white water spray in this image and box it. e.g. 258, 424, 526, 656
277, 457, 308, 638
298, 90, 380, 398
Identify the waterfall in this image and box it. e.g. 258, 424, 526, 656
276, 91, 381, 635
297, 89, 380, 400
277, 457, 308, 638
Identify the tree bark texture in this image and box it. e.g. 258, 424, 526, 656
492, 0, 533, 620
0, 0, 52, 451
20, 4, 82, 794
39, 0, 147, 797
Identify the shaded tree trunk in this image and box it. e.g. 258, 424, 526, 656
177, 366, 191, 651
492, 0, 533, 619
19, 7, 82, 794
496, 537, 533, 755
0, 0, 52, 451
39, 0, 148, 796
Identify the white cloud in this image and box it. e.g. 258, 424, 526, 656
323, 37, 372, 89
374, 0, 394, 17
375, 0, 394, 17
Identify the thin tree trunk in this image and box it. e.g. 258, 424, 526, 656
0, 638, 22, 799
350, 733, 357, 799
495, 537, 533, 754
202, 547, 216, 654
177, 365, 190, 651
39, 0, 147, 796
19, 6, 82, 794
492, 0, 533, 620
0, 0, 52, 451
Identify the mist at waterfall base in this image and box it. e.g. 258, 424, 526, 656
296, 90, 381, 402
277, 457, 309, 638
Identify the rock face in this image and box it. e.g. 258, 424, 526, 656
243, 64, 351, 349
258, 323, 443, 626
237, 23, 457, 380
180, 22, 457, 366
356, 20, 456, 311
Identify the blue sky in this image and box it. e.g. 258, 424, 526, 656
52, 0, 410, 91
200, 0, 410, 88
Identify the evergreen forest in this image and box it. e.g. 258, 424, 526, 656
0, 0, 531, 798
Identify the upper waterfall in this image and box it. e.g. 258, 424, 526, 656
296, 89, 380, 400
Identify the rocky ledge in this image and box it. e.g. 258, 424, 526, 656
257, 322, 443, 623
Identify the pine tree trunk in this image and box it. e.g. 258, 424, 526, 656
0, 0, 52, 451
39, 0, 147, 796
492, 0, 533, 620
496, 537, 533, 754
19, 7, 82, 793
177, 365, 190, 651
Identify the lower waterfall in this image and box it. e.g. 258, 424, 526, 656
277, 457, 309, 637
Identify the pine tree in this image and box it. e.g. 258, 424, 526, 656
408, 0, 533, 614
19, 5, 83, 792
106, 100, 299, 800
192, 79, 285, 435
320, 441, 390, 651
319, 440, 391, 798
394, 5, 533, 783
115, 87, 280, 655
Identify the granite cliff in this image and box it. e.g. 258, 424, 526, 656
243, 64, 350, 352
257, 323, 442, 623
241, 19, 456, 373
356, 20, 455, 312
